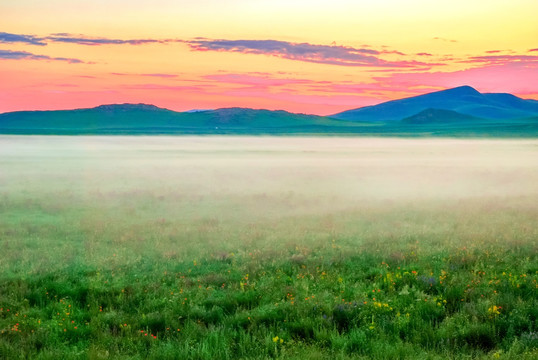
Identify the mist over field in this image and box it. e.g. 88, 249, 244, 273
3, 136, 537, 210
1, 136, 537, 359
2, 135, 537, 266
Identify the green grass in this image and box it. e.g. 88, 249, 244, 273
0, 136, 537, 359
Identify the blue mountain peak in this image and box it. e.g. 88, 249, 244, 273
438, 85, 480, 96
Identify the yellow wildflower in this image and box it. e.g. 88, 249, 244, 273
488, 305, 501, 316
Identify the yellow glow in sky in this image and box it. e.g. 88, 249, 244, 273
1, 0, 537, 113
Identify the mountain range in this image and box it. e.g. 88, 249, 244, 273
1, 86, 537, 136
332, 86, 538, 121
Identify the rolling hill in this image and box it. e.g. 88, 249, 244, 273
1, 86, 537, 136
401, 108, 484, 124
0, 105, 365, 135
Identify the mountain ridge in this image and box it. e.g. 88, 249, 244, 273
330, 86, 538, 121
401, 108, 483, 124
1, 86, 537, 137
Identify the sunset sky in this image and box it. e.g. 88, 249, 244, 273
1, 0, 537, 115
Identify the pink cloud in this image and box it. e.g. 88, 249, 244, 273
111, 72, 179, 78
461, 54, 538, 65
122, 83, 208, 92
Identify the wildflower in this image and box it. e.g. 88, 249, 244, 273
488, 305, 501, 316
273, 336, 279, 343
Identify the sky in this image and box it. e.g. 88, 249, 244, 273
1, 0, 537, 115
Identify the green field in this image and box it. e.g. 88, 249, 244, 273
0, 136, 537, 359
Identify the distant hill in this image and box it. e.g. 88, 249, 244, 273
179, 108, 355, 128
330, 86, 538, 122
401, 108, 483, 124
1, 87, 537, 137
0, 104, 364, 135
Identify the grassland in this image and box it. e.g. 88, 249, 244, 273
0, 136, 537, 359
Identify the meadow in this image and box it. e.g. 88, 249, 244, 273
0, 136, 536, 359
